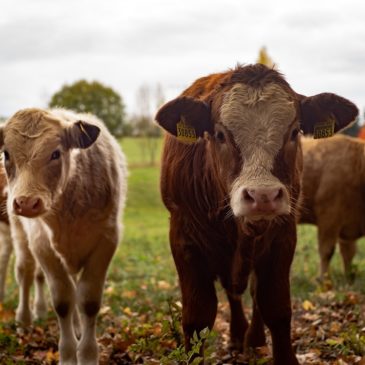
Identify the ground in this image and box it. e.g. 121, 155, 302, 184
1, 137, 365, 364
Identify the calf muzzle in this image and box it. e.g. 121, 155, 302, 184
13, 196, 45, 218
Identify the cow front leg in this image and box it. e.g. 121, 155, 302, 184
76, 239, 116, 365
245, 274, 266, 350
225, 293, 248, 352
33, 265, 47, 320
172, 248, 217, 360
255, 257, 298, 365
31, 238, 77, 365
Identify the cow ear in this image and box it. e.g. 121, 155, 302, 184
300, 93, 358, 136
155, 96, 212, 143
64, 121, 100, 149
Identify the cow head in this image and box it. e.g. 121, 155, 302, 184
156, 64, 358, 222
0, 108, 100, 218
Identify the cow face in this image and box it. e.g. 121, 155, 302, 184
0, 108, 100, 218
156, 65, 358, 222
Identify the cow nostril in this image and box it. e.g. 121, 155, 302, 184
275, 188, 284, 201
32, 199, 41, 211
243, 189, 255, 202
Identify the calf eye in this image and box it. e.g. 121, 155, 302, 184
50, 150, 61, 160
3, 150, 9, 162
215, 131, 226, 143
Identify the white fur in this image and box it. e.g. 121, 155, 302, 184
220, 83, 296, 218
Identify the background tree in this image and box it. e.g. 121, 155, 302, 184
49, 80, 126, 137
132, 83, 164, 165
257, 46, 275, 68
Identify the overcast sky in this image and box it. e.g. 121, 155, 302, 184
1, 0, 365, 119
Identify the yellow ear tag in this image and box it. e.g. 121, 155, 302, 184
313, 118, 335, 139
176, 117, 197, 143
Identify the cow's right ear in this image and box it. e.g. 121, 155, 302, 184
155, 96, 212, 143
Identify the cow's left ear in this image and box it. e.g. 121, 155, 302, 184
299, 93, 358, 136
64, 121, 100, 149
155, 96, 212, 143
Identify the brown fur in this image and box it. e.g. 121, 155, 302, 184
157, 64, 358, 364
300, 134, 365, 281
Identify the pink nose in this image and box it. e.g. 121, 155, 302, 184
243, 187, 284, 214
13, 196, 44, 218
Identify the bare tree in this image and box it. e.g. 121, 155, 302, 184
133, 83, 164, 166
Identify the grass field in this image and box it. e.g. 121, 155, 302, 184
1, 137, 365, 364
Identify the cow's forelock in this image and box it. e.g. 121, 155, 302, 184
219, 83, 297, 219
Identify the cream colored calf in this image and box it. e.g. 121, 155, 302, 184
1, 108, 127, 365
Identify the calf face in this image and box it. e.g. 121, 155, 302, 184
0, 109, 100, 218
156, 65, 358, 222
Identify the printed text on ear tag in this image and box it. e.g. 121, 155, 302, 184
176, 117, 197, 143
313, 118, 335, 139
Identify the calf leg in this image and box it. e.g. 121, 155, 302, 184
76, 239, 117, 365
0, 221, 12, 302
30, 236, 77, 365
10, 216, 35, 325
33, 265, 47, 320
339, 239, 357, 283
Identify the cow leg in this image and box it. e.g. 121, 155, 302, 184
0, 221, 12, 302
317, 227, 337, 282
245, 274, 266, 350
226, 292, 248, 352
339, 239, 357, 283
254, 242, 298, 365
30, 236, 78, 365
33, 265, 47, 320
10, 216, 35, 325
76, 238, 116, 365
171, 248, 217, 357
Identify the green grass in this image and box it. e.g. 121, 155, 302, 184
3, 137, 365, 363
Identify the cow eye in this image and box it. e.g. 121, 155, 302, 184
215, 131, 225, 143
50, 150, 61, 160
290, 129, 300, 141
3, 150, 9, 162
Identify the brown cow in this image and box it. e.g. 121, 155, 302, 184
156, 64, 358, 364
0, 108, 127, 365
300, 134, 365, 282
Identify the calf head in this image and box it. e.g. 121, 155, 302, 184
0, 108, 100, 218
156, 64, 358, 222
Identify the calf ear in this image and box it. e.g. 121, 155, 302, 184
155, 96, 212, 143
65, 121, 100, 149
300, 93, 358, 136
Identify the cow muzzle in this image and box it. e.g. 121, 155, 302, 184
231, 184, 290, 219
13, 196, 45, 218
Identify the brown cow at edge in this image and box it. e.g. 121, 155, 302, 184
156, 64, 358, 364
